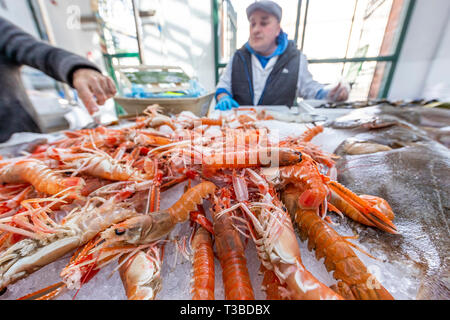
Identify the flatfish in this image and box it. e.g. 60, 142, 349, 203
327, 104, 449, 127
334, 124, 450, 299
327, 105, 450, 147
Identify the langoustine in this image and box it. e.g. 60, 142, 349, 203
0, 105, 402, 300
211, 188, 255, 300
0, 190, 139, 291
191, 225, 215, 300
234, 170, 342, 300
282, 185, 394, 300
56, 181, 216, 294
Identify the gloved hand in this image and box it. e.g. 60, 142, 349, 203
215, 95, 239, 111
326, 81, 350, 102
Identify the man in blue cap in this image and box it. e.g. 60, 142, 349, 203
215, 0, 349, 110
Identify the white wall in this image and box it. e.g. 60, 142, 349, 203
39, 0, 216, 92
389, 0, 450, 101
0, 1, 40, 37
39, 0, 105, 72
422, 16, 450, 101
186, 0, 216, 92
1, 0, 216, 93
138, 0, 216, 92
0, 0, 103, 71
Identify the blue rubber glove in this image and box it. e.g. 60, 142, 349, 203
315, 88, 329, 100
215, 95, 239, 110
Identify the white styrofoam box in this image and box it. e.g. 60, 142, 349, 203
27, 90, 71, 131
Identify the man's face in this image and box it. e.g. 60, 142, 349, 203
249, 10, 281, 55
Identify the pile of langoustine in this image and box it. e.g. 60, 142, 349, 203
0, 106, 398, 300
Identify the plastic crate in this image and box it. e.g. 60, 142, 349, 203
114, 92, 215, 118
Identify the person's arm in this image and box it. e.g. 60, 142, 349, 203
215, 56, 234, 100
297, 53, 326, 100
0, 18, 116, 114
214, 55, 239, 110
297, 53, 349, 102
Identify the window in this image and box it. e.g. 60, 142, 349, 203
214, 0, 238, 82
213, 0, 416, 100
297, 0, 415, 100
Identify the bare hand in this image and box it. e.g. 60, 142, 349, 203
72, 69, 117, 114
328, 83, 349, 102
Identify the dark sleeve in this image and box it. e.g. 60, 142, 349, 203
0, 17, 102, 87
